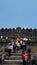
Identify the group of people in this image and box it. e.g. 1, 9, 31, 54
22, 48, 33, 65
4, 39, 36, 65
6, 39, 28, 56
6, 44, 34, 65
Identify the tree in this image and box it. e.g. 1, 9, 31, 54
16, 27, 21, 33
1, 28, 4, 32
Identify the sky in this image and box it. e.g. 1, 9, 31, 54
0, 0, 37, 29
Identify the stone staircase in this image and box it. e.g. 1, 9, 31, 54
4, 51, 23, 65
1, 50, 37, 65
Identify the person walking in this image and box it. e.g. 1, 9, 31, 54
21, 50, 27, 65
16, 40, 20, 52
27, 48, 33, 65
8, 43, 13, 57
21, 40, 27, 51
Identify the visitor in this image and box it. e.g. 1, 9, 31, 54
8, 43, 13, 57
21, 50, 27, 65
27, 48, 33, 65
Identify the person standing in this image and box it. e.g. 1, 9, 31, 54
21, 51, 27, 65
22, 41, 26, 51
8, 43, 13, 57
27, 48, 33, 65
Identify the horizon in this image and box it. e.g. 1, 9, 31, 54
0, 26, 37, 29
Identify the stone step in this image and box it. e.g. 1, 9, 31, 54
5, 52, 37, 57
4, 60, 23, 65
5, 56, 22, 60
3, 63, 22, 65
4, 59, 22, 62
5, 52, 22, 56
6, 52, 37, 55
3, 59, 37, 65
5, 52, 37, 60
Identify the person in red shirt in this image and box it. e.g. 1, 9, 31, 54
21, 50, 27, 65
27, 48, 33, 65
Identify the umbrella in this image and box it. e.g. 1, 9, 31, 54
23, 38, 28, 41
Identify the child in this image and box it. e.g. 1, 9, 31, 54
21, 50, 27, 65
27, 48, 33, 65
